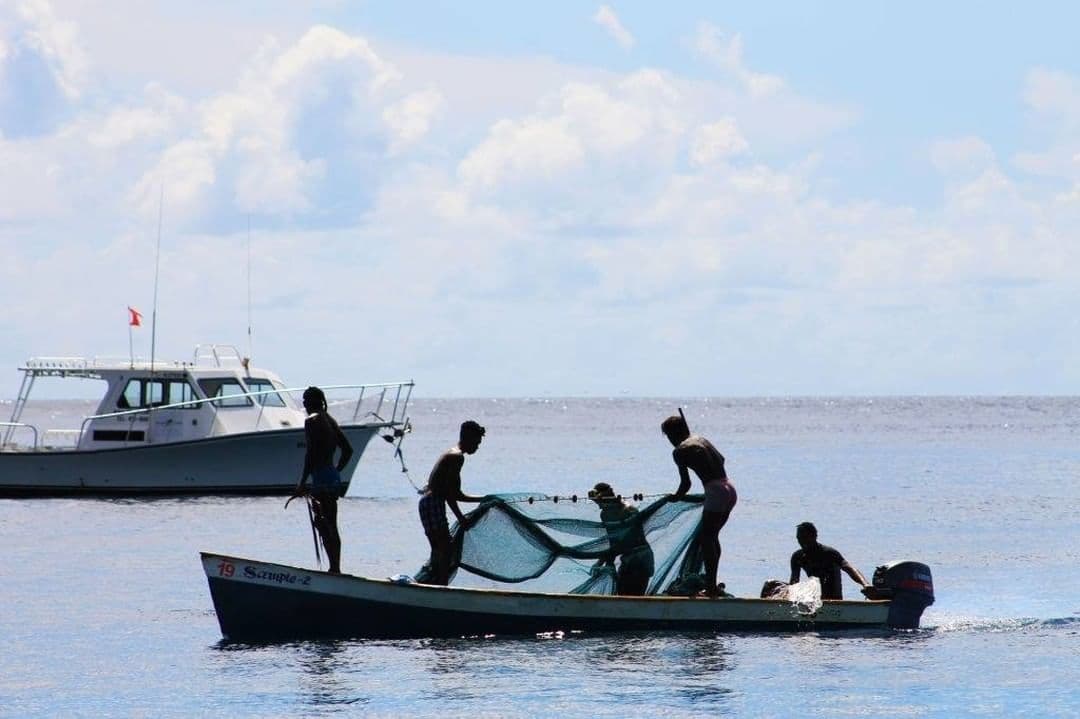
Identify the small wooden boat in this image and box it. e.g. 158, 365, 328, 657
201, 552, 934, 641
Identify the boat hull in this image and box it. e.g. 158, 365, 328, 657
201, 552, 897, 641
0, 425, 378, 497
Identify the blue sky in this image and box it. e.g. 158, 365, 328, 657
2, 1, 1079, 397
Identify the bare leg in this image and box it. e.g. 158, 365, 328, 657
312, 495, 342, 573
431, 527, 452, 585
700, 510, 729, 597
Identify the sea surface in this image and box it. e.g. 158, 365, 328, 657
1, 397, 1078, 717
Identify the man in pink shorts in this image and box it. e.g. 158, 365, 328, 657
662, 413, 737, 598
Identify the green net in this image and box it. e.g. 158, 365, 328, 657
415, 493, 709, 595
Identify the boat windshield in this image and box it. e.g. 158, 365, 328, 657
245, 377, 288, 407
197, 378, 254, 408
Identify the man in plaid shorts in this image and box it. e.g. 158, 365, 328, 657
418, 420, 485, 585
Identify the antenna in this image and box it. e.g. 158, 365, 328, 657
246, 215, 253, 367
150, 184, 163, 375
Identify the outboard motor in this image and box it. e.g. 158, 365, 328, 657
870, 561, 934, 629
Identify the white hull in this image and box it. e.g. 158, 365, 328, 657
0, 425, 377, 496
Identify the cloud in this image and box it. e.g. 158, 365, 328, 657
690, 117, 748, 166
695, 22, 783, 98
1013, 68, 1080, 183
1022, 67, 1080, 127
593, 5, 635, 50
382, 88, 445, 153
10, 0, 89, 99
4, 8, 1080, 395
930, 136, 996, 178
123, 25, 417, 223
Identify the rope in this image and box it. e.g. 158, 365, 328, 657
499, 492, 670, 506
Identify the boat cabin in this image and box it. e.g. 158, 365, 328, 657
4, 345, 308, 451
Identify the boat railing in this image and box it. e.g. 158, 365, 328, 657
21, 356, 193, 373
0, 421, 38, 450
41, 429, 81, 449
192, 344, 246, 368
75, 381, 415, 445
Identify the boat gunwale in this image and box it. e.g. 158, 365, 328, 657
0, 422, 389, 457
200, 551, 889, 608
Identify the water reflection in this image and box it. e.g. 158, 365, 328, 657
294, 641, 369, 707
671, 634, 738, 706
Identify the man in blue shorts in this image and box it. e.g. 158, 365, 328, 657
290, 386, 353, 574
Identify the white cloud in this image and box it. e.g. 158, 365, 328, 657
458, 115, 584, 191
382, 88, 444, 153
593, 5, 635, 50
1013, 68, 1080, 182
1023, 67, 1080, 126
695, 22, 784, 98
690, 118, 748, 166
129, 139, 217, 219
85, 85, 185, 148
930, 136, 996, 177
123, 25, 415, 222
458, 71, 685, 200
4, 8, 1080, 395
13, 0, 89, 99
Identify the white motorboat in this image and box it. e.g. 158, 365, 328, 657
0, 344, 413, 497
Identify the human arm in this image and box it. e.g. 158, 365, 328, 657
789, 552, 802, 585
841, 560, 871, 591
448, 453, 482, 503
291, 421, 315, 499
331, 417, 353, 472
436, 453, 478, 528
670, 448, 692, 498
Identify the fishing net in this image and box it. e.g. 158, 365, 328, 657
415, 493, 710, 595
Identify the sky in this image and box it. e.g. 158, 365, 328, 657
2, 1, 1080, 398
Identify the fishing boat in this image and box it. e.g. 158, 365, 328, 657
0, 344, 413, 497
201, 552, 935, 641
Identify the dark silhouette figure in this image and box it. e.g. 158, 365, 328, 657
662, 413, 737, 598
290, 386, 353, 574
789, 522, 871, 600
589, 482, 655, 595
418, 420, 485, 585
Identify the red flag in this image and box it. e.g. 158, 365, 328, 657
128, 306, 143, 327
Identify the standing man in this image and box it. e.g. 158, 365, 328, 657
290, 386, 353, 574
588, 482, 655, 595
789, 522, 871, 600
418, 420, 486, 585
662, 412, 737, 598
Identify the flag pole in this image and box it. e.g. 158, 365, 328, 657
128, 313, 134, 369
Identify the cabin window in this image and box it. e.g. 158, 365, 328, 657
120, 380, 141, 409
118, 378, 199, 409
198, 378, 253, 408
246, 378, 287, 407
167, 380, 199, 408
146, 380, 165, 406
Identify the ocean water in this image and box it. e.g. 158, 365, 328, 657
1, 397, 1077, 717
